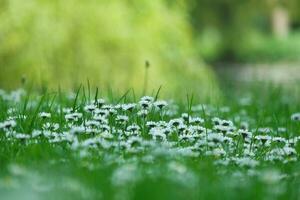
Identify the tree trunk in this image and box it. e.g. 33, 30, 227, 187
272, 6, 290, 38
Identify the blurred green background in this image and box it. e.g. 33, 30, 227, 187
0, 0, 300, 96
189, 0, 300, 62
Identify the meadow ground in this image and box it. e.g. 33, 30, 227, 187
0, 83, 300, 200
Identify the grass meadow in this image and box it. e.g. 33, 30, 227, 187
1, 2, 300, 199
0, 83, 300, 200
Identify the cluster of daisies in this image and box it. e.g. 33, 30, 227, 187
1, 90, 300, 171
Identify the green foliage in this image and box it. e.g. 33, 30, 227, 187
236, 32, 300, 62
0, 0, 217, 98
188, 0, 270, 60
188, 0, 300, 62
